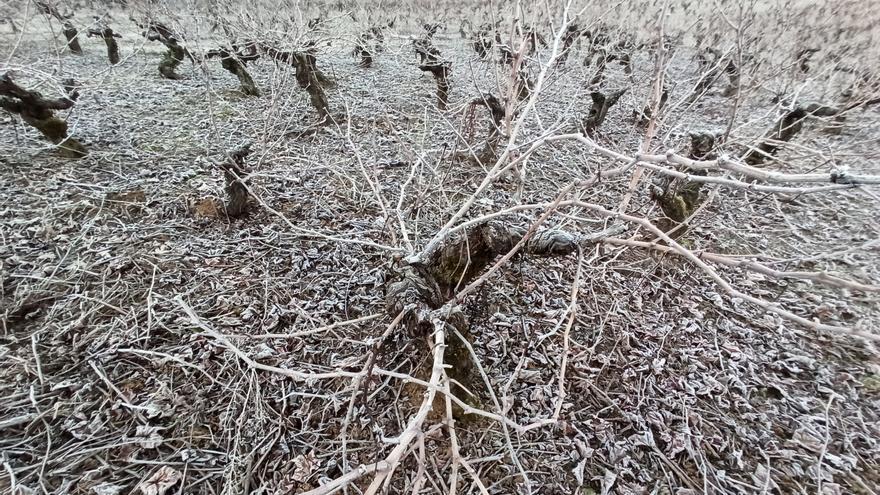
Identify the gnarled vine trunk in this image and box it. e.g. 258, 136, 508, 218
62, 22, 82, 54
418, 63, 451, 110
88, 27, 121, 65
207, 48, 260, 96
651, 131, 716, 234
0, 73, 87, 158
743, 108, 808, 165
386, 222, 622, 417
261, 45, 333, 121
583, 88, 626, 134
35, 1, 81, 55
220, 145, 254, 218
459, 94, 505, 164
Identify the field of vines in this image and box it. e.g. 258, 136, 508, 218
1, 0, 880, 494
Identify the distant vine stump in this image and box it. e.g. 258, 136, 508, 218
458, 94, 505, 164
557, 24, 583, 66
354, 43, 373, 67
414, 39, 441, 65
499, 45, 514, 65
353, 26, 385, 67
418, 63, 451, 110
470, 24, 494, 59
588, 51, 608, 85
583, 88, 626, 135
62, 23, 82, 54
35, 1, 82, 55
796, 48, 819, 73
686, 47, 725, 103
720, 60, 740, 97
140, 21, 192, 80
0, 73, 87, 158
294, 52, 331, 121
634, 86, 668, 126
88, 27, 121, 65
207, 48, 260, 96
519, 24, 547, 56
158, 39, 185, 79
743, 108, 808, 165
261, 45, 332, 121
220, 145, 254, 218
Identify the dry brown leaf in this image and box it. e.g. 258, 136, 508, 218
138, 466, 182, 495
291, 451, 317, 483
193, 197, 221, 218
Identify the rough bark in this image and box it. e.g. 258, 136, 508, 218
139, 21, 192, 79
651, 131, 715, 230
261, 45, 332, 121
556, 24, 584, 66
418, 63, 451, 110
386, 222, 617, 417
34, 1, 81, 55
583, 88, 626, 134
88, 27, 121, 65
293, 52, 330, 120
743, 108, 808, 165
157, 38, 186, 79
0, 73, 87, 158
219, 144, 253, 218
62, 22, 82, 54
460, 94, 504, 164
207, 48, 260, 96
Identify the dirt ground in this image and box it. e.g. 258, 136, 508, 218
1, 5, 880, 495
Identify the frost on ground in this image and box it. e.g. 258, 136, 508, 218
1, 1, 879, 494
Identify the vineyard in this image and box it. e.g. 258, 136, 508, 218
1, 0, 880, 494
